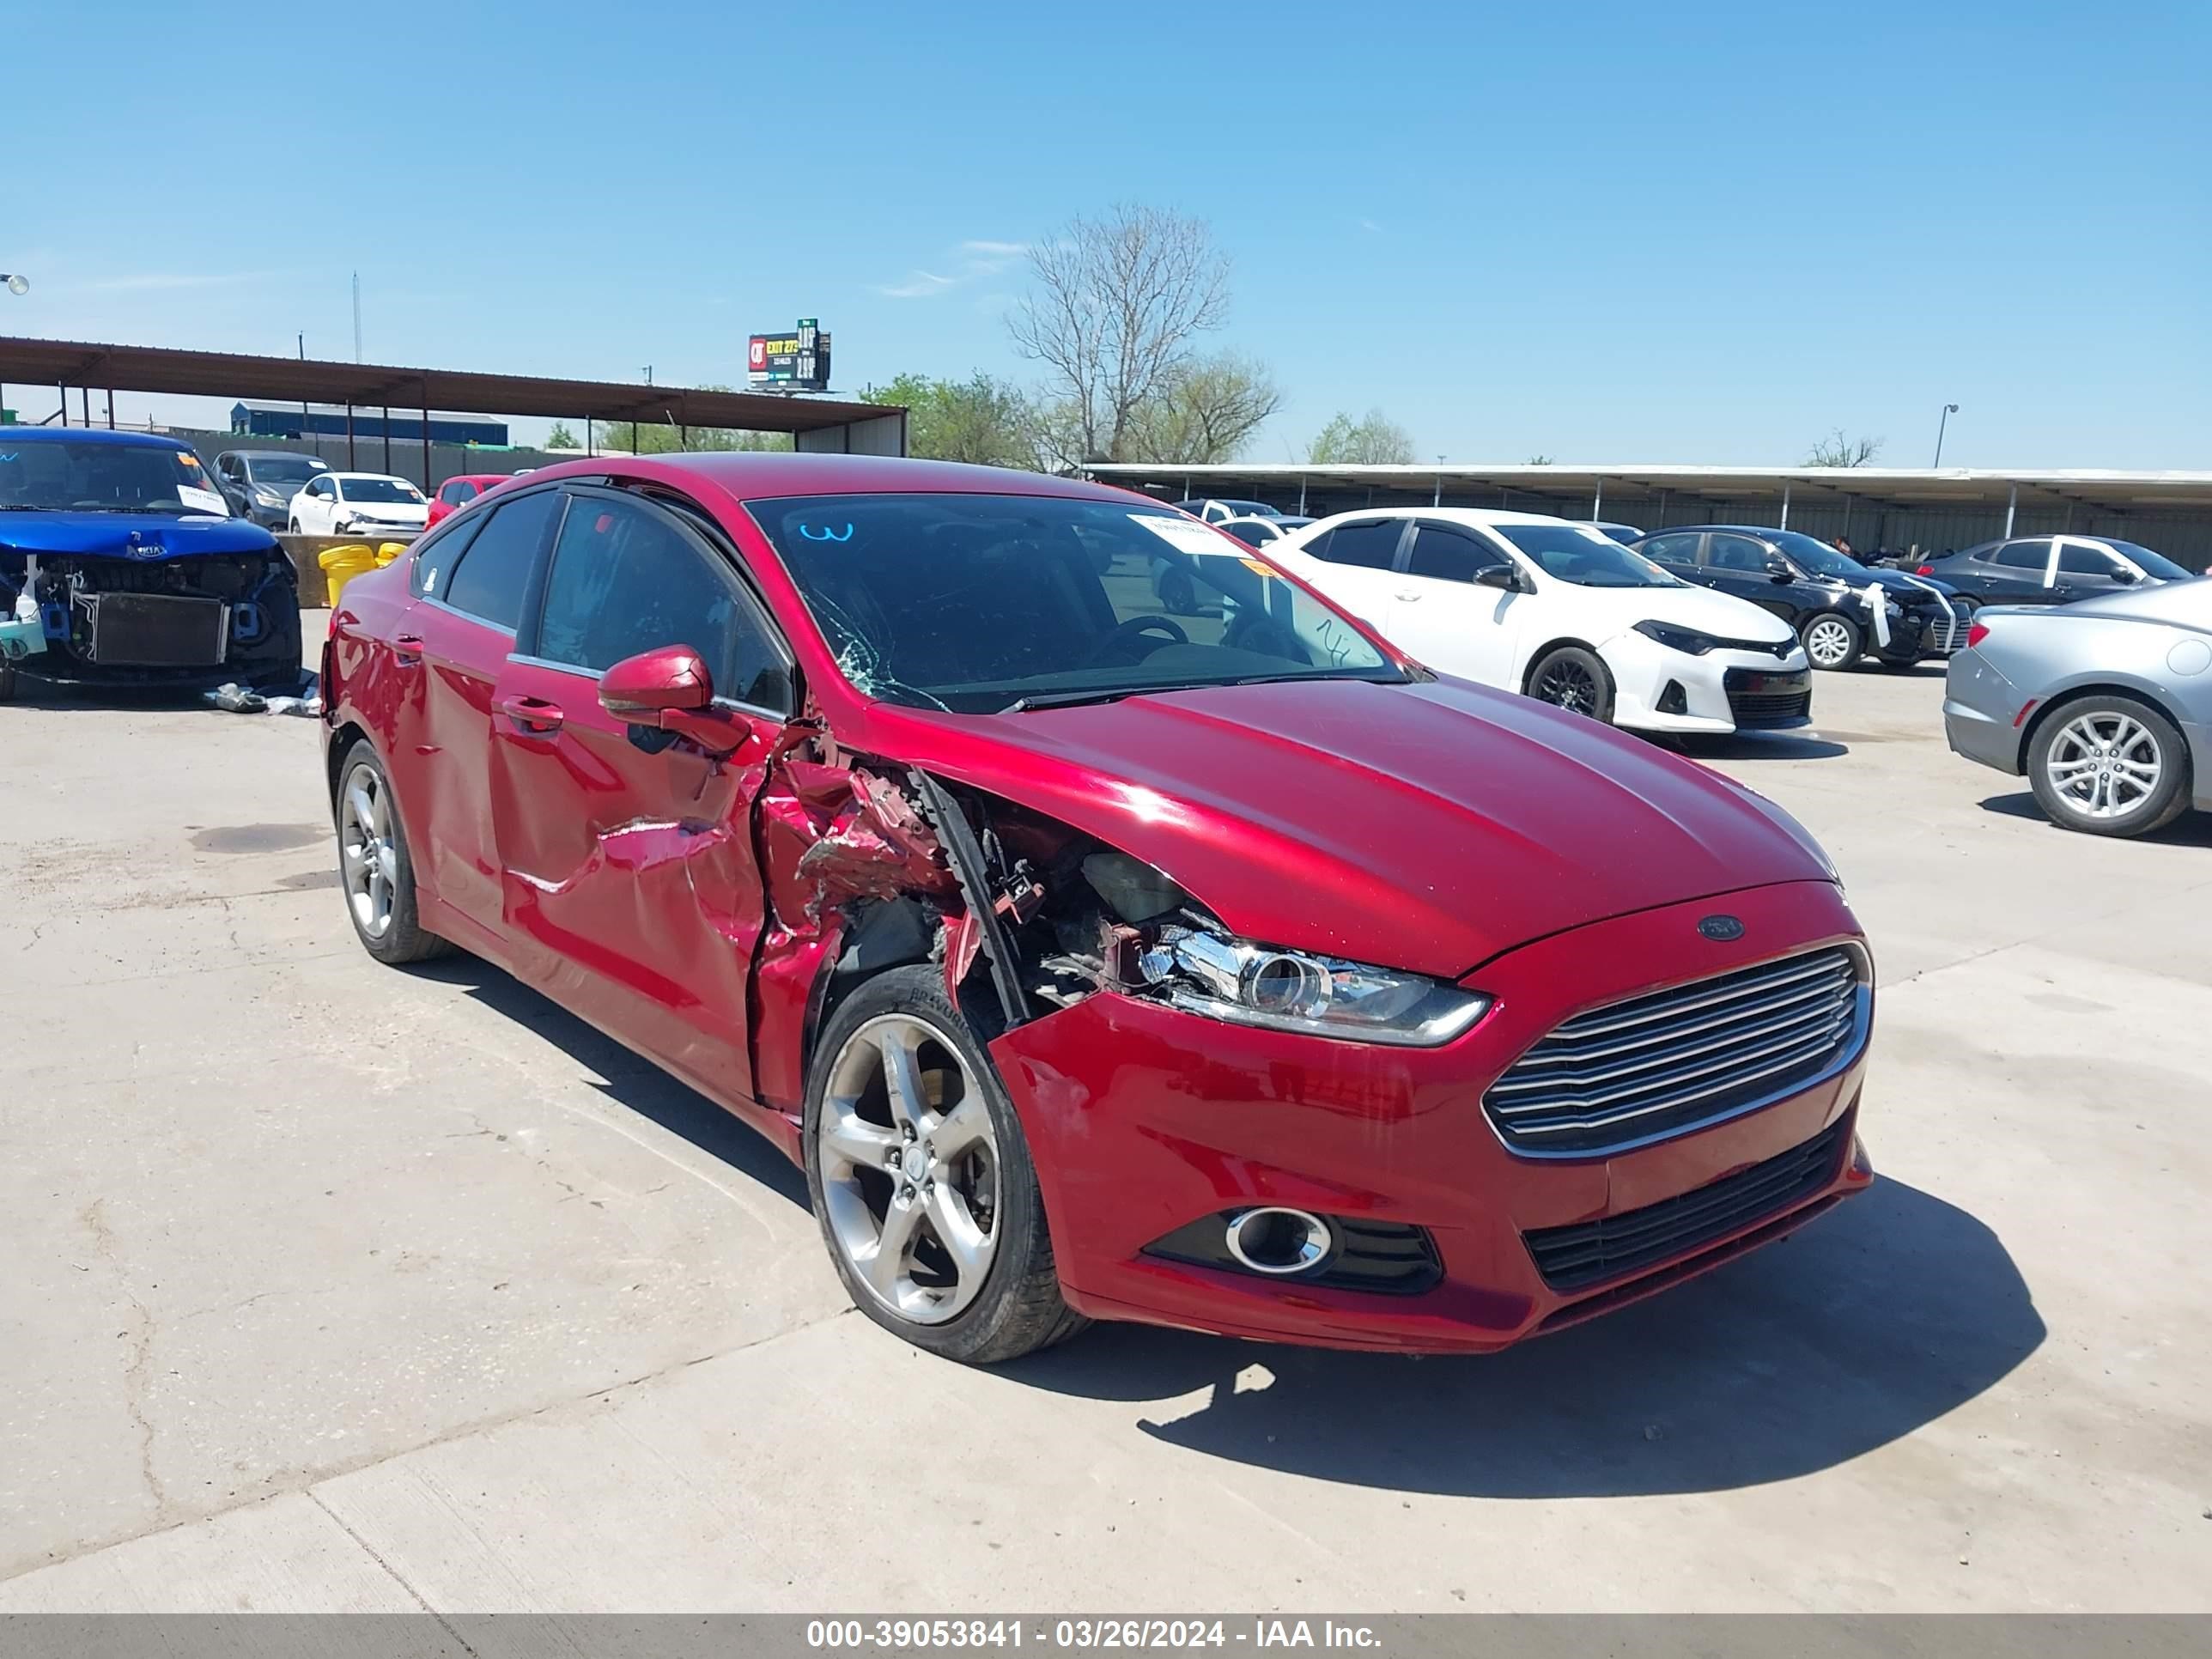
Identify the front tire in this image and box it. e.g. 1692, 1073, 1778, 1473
1801, 612, 1863, 671
334, 743, 452, 963
2027, 694, 2191, 838
804, 965, 1085, 1364
0, 660, 15, 703
288, 518, 301, 533
1526, 645, 1615, 723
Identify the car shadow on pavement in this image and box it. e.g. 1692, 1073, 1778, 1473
1006, 1177, 2043, 1498
1978, 792, 2212, 846
1674, 732, 1849, 762
411, 955, 811, 1209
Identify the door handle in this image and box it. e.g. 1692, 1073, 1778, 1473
392, 633, 424, 666
1395, 590, 1421, 602
496, 694, 565, 736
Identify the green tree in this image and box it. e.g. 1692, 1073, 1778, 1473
862, 373, 1038, 468
544, 421, 579, 449
596, 386, 793, 455
1308, 409, 1416, 465
1117, 353, 1282, 465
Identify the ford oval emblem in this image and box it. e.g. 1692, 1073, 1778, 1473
1698, 915, 1746, 942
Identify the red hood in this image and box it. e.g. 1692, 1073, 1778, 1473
852, 675, 1834, 980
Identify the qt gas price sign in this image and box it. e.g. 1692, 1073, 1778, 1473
748, 319, 832, 391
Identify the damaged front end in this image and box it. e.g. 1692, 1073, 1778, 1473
0, 542, 302, 690
748, 749, 1489, 1128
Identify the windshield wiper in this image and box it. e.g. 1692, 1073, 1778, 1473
1000, 681, 1222, 714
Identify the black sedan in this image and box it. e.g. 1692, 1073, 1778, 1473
1632, 525, 1972, 672
1910, 534, 2194, 608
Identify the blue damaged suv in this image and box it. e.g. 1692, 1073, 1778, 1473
0, 428, 301, 700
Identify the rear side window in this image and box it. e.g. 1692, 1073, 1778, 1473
1707, 534, 1773, 574
1993, 540, 2050, 569
1315, 520, 1404, 569
410, 513, 485, 598
1407, 523, 1505, 581
442, 489, 561, 629
536, 493, 792, 712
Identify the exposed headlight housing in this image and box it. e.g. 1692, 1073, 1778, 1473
252, 485, 287, 507
1137, 927, 1490, 1046
1633, 619, 1721, 656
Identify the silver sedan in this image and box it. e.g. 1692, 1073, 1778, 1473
1944, 579, 2212, 837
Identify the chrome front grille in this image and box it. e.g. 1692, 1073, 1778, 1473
1484, 946, 1865, 1156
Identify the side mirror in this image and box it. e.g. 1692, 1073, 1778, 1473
1765, 559, 1794, 582
2112, 568, 2140, 585
599, 645, 745, 757
1474, 565, 1522, 592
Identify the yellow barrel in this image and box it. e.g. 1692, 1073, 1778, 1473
317, 543, 380, 611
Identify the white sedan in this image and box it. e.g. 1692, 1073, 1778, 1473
1267, 508, 1814, 735
287, 471, 430, 538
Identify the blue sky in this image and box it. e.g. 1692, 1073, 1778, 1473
4, 1, 2206, 466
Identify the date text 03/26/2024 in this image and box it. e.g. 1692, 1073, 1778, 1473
805, 1620, 1382, 1650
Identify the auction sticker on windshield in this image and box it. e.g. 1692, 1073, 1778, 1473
176, 485, 228, 514
1131, 514, 1238, 556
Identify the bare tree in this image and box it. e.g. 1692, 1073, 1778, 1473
1009, 204, 1232, 462
1806, 429, 1885, 467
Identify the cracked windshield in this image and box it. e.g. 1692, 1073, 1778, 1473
750, 493, 1400, 713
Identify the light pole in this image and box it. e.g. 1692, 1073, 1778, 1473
1, 273, 27, 295
1933, 403, 1959, 468
635, 367, 651, 453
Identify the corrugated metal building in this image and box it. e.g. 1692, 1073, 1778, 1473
1085, 464, 2212, 567
231, 400, 510, 447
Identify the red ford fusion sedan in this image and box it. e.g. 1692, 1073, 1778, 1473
321, 454, 1875, 1364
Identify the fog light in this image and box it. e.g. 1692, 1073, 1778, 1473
1657, 679, 1688, 715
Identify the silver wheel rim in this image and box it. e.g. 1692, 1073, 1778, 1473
817, 1013, 1000, 1325
338, 765, 398, 939
2046, 712, 2162, 820
1805, 617, 1856, 667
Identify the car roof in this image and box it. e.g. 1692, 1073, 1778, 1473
1, 427, 189, 452
230, 447, 322, 459
1653, 525, 1788, 537
1316, 507, 1594, 529
329, 471, 416, 482
521, 453, 1148, 506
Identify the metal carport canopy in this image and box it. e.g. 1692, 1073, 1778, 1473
0, 335, 896, 434
1085, 462, 2212, 515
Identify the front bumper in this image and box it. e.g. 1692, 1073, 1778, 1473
1877, 608, 1972, 662
1604, 633, 1812, 734
988, 881, 1873, 1353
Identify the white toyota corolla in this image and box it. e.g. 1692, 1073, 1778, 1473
1265, 508, 1813, 735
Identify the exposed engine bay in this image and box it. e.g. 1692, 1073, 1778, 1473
749, 738, 1483, 1117
1, 548, 302, 685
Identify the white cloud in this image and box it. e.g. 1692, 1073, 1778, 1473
875, 239, 1029, 298
875, 270, 960, 299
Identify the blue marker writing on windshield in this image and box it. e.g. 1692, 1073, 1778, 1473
798, 522, 854, 542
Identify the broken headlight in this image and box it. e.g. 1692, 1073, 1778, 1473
1137, 927, 1490, 1047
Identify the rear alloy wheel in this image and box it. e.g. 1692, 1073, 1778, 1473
804, 965, 1085, 1364
2027, 695, 2191, 838
1801, 613, 1863, 671
1527, 646, 1614, 723
335, 744, 452, 963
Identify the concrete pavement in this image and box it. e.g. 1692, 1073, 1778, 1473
2, 653, 2207, 1612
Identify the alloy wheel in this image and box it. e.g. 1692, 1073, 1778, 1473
1805, 617, 1856, 669
816, 1013, 1000, 1325
1534, 659, 1599, 714
2045, 712, 2163, 820
338, 766, 398, 939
